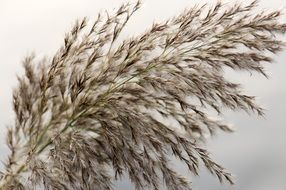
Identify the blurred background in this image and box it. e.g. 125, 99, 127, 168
0, 0, 285, 189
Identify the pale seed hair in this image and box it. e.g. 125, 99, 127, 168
0, 0, 285, 189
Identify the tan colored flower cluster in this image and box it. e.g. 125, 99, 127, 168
1, 1, 285, 189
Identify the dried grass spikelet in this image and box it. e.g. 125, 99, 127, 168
1, 0, 285, 189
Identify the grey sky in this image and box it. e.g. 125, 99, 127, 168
1, 0, 286, 189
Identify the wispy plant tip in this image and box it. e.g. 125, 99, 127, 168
1, 1, 285, 189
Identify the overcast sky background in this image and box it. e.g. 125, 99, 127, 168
0, 0, 286, 189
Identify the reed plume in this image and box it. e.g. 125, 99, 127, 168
0, 1, 285, 189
